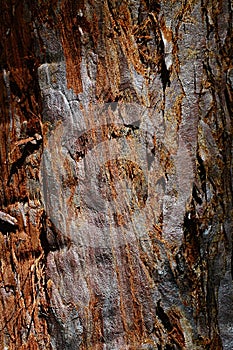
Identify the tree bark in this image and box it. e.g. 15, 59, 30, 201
0, 1, 232, 349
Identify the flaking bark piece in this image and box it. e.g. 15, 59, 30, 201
0, 211, 18, 227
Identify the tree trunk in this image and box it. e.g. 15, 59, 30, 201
0, 1, 232, 349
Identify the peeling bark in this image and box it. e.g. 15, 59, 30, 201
0, 1, 232, 349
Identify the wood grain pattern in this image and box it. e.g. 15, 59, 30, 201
0, 1, 232, 349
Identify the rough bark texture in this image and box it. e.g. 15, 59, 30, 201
0, 1, 232, 349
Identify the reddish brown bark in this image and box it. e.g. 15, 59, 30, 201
0, 1, 232, 349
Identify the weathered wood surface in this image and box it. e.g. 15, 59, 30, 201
0, 1, 232, 349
